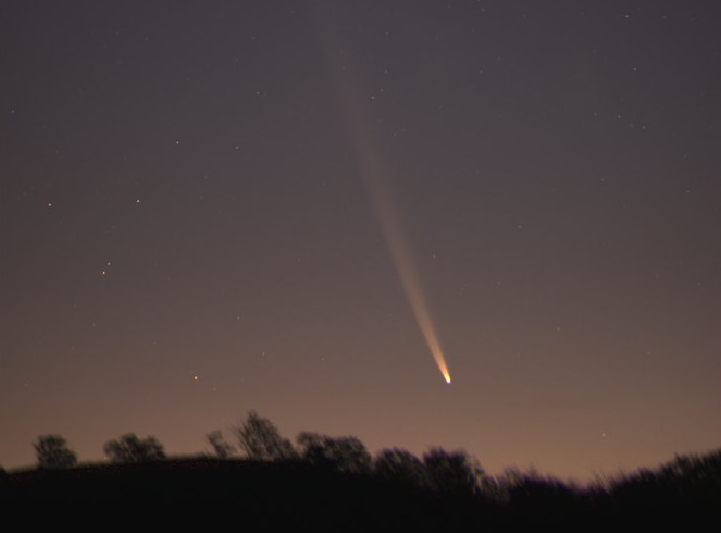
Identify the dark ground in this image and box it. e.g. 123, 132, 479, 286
2, 451, 719, 531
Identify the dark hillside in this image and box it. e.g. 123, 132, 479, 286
2, 450, 719, 530
1, 458, 493, 530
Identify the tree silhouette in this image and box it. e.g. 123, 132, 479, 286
233, 411, 296, 460
296, 432, 324, 458
422, 447, 483, 497
374, 448, 428, 487
34, 434, 77, 469
207, 430, 235, 459
103, 433, 165, 463
297, 432, 372, 474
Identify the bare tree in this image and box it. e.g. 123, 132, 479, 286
234, 411, 296, 460
103, 433, 165, 463
207, 430, 235, 459
34, 434, 77, 469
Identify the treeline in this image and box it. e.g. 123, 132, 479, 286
4, 410, 719, 528
26, 411, 486, 497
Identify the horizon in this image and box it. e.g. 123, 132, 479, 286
6, 423, 720, 486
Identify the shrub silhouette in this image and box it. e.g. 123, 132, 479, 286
498, 467, 580, 516
233, 410, 296, 460
34, 434, 77, 469
103, 433, 165, 463
297, 432, 372, 474
606, 448, 721, 512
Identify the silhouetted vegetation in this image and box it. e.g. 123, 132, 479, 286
3, 413, 718, 528
233, 410, 296, 460
34, 435, 77, 469
297, 432, 372, 474
103, 433, 165, 463
373, 447, 428, 488
423, 447, 483, 497
206, 430, 235, 459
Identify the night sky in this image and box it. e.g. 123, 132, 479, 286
2, 1, 719, 480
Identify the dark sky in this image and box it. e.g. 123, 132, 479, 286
1, 0, 719, 480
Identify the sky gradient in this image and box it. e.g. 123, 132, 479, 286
2, 0, 720, 480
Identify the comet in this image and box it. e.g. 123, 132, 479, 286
363, 165, 453, 385
316, 16, 452, 385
